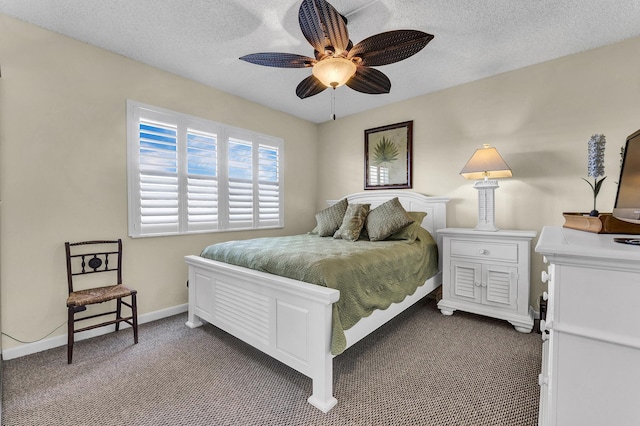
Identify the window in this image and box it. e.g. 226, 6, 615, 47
127, 100, 283, 237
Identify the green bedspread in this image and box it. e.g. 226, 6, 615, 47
200, 227, 438, 355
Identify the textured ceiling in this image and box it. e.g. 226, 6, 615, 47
2, 0, 640, 123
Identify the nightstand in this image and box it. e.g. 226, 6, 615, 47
437, 228, 536, 332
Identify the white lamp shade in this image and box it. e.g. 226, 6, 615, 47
460, 145, 512, 180
312, 57, 357, 88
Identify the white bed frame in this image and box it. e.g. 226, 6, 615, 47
185, 191, 449, 412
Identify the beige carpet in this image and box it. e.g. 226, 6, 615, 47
2, 298, 541, 425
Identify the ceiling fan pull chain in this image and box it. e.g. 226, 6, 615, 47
331, 87, 336, 120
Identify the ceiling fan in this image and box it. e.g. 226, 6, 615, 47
240, 0, 434, 116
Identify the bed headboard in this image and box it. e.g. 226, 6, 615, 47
327, 190, 449, 243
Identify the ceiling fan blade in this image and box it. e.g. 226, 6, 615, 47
296, 75, 328, 99
299, 0, 350, 55
348, 30, 434, 66
239, 53, 315, 68
346, 67, 391, 94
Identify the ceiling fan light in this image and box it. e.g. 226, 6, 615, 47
312, 57, 357, 88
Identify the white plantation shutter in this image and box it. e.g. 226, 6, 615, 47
137, 119, 179, 235
127, 100, 283, 237
227, 138, 254, 229
258, 142, 281, 227
187, 130, 218, 232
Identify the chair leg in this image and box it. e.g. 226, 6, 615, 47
67, 307, 74, 364
116, 298, 122, 332
132, 293, 138, 344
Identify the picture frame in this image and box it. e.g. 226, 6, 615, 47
364, 120, 413, 190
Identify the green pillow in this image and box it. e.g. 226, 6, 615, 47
334, 204, 370, 241
387, 211, 428, 242
315, 198, 348, 237
366, 197, 414, 241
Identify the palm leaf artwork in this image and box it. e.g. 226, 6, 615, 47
371, 136, 399, 166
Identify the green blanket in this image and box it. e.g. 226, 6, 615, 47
200, 227, 438, 355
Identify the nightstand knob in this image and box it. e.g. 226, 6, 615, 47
477, 248, 487, 255
541, 271, 550, 283
542, 291, 549, 301
543, 256, 548, 264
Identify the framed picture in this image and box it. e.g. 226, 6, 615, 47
364, 120, 413, 190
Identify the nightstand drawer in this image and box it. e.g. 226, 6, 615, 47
450, 239, 518, 262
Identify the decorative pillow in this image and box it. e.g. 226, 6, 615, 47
333, 204, 370, 241
315, 198, 348, 237
387, 211, 428, 242
365, 197, 414, 241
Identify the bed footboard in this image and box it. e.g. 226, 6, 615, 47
185, 255, 340, 412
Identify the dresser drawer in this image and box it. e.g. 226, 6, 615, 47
450, 239, 518, 262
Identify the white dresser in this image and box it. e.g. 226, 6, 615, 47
535, 226, 640, 426
437, 228, 536, 333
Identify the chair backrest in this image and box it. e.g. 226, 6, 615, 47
65, 239, 123, 294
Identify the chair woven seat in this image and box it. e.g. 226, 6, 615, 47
67, 284, 136, 307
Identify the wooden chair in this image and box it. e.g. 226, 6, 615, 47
65, 239, 138, 364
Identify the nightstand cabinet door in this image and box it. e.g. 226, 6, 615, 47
450, 261, 481, 301
483, 264, 518, 308
437, 228, 536, 333
450, 262, 517, 309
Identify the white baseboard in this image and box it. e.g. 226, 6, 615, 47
2, 304, 188, 361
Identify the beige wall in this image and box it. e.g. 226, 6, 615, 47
318, 35, 640, 304
0, 14, 318, 351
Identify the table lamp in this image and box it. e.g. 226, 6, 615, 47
460, 144, 512, 231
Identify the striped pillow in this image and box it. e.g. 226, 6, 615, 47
333, 204, 370, 241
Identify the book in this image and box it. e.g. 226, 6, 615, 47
563, 212, 640, 234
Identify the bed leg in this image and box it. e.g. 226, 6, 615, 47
185, 268, 204, 328
185, 306, 203, 328
185, 286, 203, 328
307, 358, 338, 413
185, 317, 203, 328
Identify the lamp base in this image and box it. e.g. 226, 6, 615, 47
473, 179, 499, 232
475, 223, 500, 232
